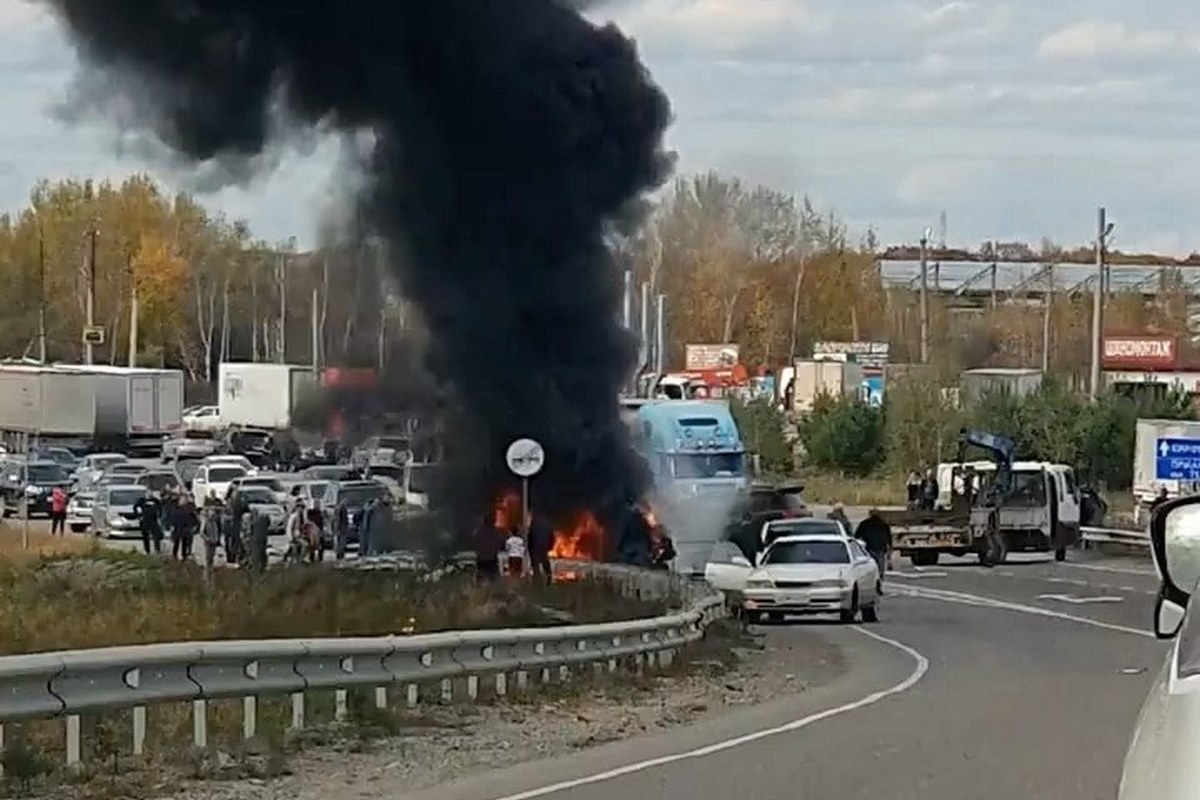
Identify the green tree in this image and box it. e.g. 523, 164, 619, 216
730, 397, 794, 477
798, 395, 885, 476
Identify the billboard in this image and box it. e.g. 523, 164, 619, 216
813, 341, 891, 369
1101, 336, 1177, 371
685, 343, 740, 371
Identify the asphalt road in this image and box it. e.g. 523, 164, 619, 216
403, 549, 1165, 800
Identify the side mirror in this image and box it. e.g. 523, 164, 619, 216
1150, 495, 1200, 638
731, 555, 751, 568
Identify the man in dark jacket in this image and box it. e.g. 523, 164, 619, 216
473, 512, 503, 582
171, 495, 199, 561
249, 509, 271, 573
618, 504, 653, 567
527, 511, 554, 584
133, 491, 164, 555
854, 508, 893, 589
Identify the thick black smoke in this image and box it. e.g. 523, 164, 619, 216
42, 0, 672, 528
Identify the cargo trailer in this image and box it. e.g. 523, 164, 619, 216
0, 365, 97, 452
52, 365, 184, 455
218, 362, 320, 431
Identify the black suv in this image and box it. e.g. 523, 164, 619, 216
724, 482, 810, 560
0, 459, 72, 517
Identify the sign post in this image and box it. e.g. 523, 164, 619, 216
1155, 438, 1200, 481
505, 438, 545, 532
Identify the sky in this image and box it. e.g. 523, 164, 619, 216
0, 0, 1198, 254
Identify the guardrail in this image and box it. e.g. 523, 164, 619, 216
0, 560, 725, 769
1081, 526, 1150, 550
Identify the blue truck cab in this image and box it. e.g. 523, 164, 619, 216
622, 398, 749, 575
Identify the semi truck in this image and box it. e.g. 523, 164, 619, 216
217, 362, 321, 431
0, 365, 98, 452
52, 365, 184, 455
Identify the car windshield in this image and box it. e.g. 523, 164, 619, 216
26, 463, 65, 483
338, 485, 388, 505
407, 465, 437, 494
110, 464, 145, 474
378, 436, 410, 450
108, 489, 145, 505
768, 520, 842, 539
238, 487, 277, 504
209, 467, 247, 482
38, 449, 76, 466
176, 460, 201, 480
141, 473, 179, 491
242, 478, 282, 491
303, 481, 330, 498
307, 467, 353, 480
764, 540, 849, 565
368, 464, 402, 480
672, 453, 744, 479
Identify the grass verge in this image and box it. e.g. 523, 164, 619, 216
798, 472, 906, 507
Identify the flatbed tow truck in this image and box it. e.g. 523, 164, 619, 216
881, 429, 1081, 567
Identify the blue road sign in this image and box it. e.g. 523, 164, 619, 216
1156, 437, 1200, 480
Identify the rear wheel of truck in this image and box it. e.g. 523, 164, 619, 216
767, 611, 785, 624
861, 599, 879, 623
1054, 548, 1067, 562
745, 611, 762, 624
910, 551, 939, 567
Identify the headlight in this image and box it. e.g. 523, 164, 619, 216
745, 579, 774, 589
25, 485, 42, 495
810, 579, 846, 589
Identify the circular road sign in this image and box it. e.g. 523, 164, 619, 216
505, 438, 545, 478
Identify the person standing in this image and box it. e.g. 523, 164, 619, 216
249, 508, 271, 573
284, 499, 307, 565
905, 470, 922, 509
134, 490, 164, 555
527, 511, 554, 584
49, 486, 68, 535
334, 500, 351, 561
504, 525, 526, 578
827, 503, 851, 533
201, 504, 223, 571
171, 495, 199, 561
918, 468, 939, 511
306, 499, 326, 561
473, 512, 503, 582
853, 509, 893, 591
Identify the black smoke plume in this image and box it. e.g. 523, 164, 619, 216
41, 0, 672, 530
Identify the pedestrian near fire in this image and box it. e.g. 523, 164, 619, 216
473, 512, 503, 582
527, 510, 554, 584
504, 526, 527, 577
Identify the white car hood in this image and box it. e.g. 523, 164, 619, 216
754, 563, 847, 582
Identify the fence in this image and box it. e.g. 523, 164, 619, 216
0, 560, 724, 769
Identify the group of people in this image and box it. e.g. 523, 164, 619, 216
472, 509, 555, 583
905, 469, 940, 510
130, 488, 273, 572
281, 494, 393, 564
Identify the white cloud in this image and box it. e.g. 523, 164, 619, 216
1038, 20, 1192, 59
0, 0, 50, 31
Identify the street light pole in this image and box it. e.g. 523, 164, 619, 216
1089, 207, 1110, 399
918, 231, 930, 363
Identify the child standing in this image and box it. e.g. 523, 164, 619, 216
504, 528, 526, 578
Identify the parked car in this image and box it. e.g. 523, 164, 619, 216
193, 463, 249, 506
760, 517, 852, 548
301, 465, 359, 482
91, 484, 149, 538
1118, 495, 1200, 798
160, 432, 221, 463
288, 480, 331, 506
319, 479, 390, 547
30, 446, 80, 474
136, 468, 183, 496
725, 482, 809, 560
0, 460, 72, 517
233, 485, 287, 531
72, 453, 128, 488
66, 490, 95, 533
182, 405, 222, 432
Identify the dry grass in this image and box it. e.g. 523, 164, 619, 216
0, 550, 665, 657
798, 472, 906, 507
0, 522, 98, 562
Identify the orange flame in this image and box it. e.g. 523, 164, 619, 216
551, 510, 606, 560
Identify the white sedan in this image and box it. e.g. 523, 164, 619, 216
706, 534, 880, 624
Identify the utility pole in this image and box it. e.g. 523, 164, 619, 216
83, 227, 97, 366
128, 255, 139, 368
1089, 207, 1113, 399
36, 226, 46, 364
654, 293, 666, 374
311, 287, 320, 373
1041, 264, 1053, 372
918, 229, 930, 363
276, 252, 287, 364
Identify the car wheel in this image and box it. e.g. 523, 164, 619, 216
0, 495, 8, 518
69, 524, 87, 533
767, 611, 784, 624
839, 590, 859, 623
744, 610, 762, 624
910, 551, 939, 567
861, 598, 880, 623
1054, 548, 1067, 562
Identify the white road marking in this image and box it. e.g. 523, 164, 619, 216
889, 570, 948, 578
1045, 576, 1089, 587
889, 583, 1154, 638
1060, 561, 1156, 578
487, 627, 929, 800
1036, 593, 1123, 605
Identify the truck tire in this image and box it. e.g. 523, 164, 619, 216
910, 551, 939, 567
1054, 548, 1067, 562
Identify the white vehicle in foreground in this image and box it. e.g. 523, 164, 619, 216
1119, 496, 1200, 798
707, 534, 880, 624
